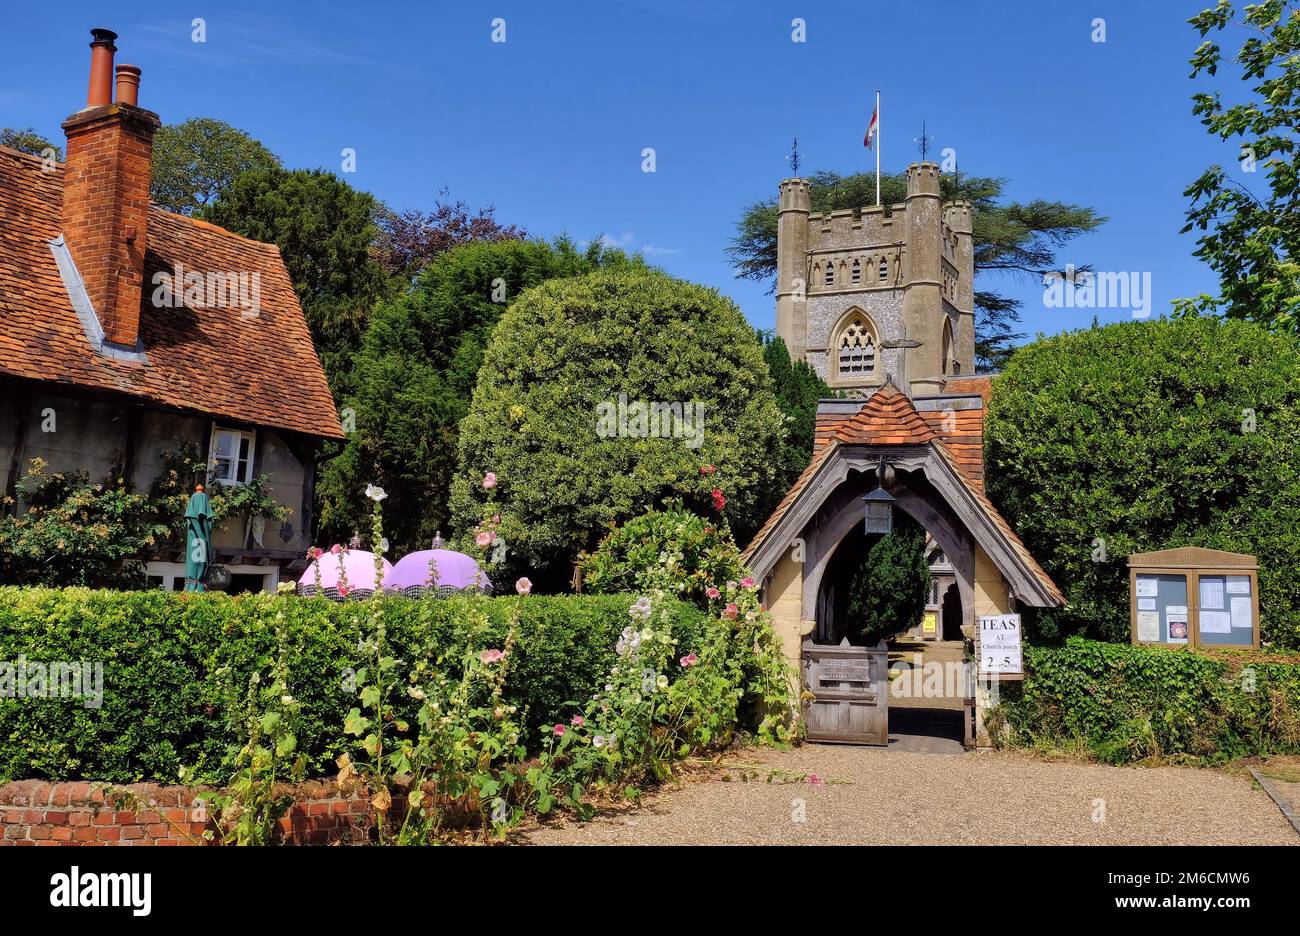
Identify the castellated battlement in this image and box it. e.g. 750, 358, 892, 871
775, 161, 976, 397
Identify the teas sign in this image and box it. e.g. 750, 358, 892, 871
979, 614, 1022, 676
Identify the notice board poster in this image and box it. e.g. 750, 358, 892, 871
979, 614, 1022, 675
1133, 573, 1190, 645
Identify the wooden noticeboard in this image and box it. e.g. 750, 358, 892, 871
1127, 547, 1259, 650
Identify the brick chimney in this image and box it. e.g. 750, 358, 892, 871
60, 28, 160, 350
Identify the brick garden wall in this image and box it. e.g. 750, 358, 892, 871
0, 778, 372, 846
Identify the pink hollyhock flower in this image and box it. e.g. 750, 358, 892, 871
711, 489, 726, 510
480, 648, 505, 664
516, 577, 532, 596
475, 531, 493, 548
680, 653, 699, 668
483, 472, 497, 490
570, 715, 585, 727
722, 603, 739, 620
553, 724, 566, 737
330, 544, 342, 555
741, 576, 755, 589
491, 514, 501, 524
705, 586, 721, 600
337, 585, 350, 598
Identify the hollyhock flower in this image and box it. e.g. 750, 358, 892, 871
491, 514, 501, 524
593, 735, 606, 748
808, 774, 824, 786
516, 577, 532, 596
379, 537, 389, 554
711, 488, 726, 510
330, 544, 342, 555
337, 585, 350, 598
680, 653, 698, 668
629, 596, 653, 620
475, 531, 493, 548
741, 576, 755, 589
482, 472, 497, 490
553, 724, 566, 737
307, 546, 322, 560
723, 603, 739, 620
365, 483, 387, 502
480, 648, 505, 664
570, 715, 585, 727
705, 586, 721, 599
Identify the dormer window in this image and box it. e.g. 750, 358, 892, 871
209, 426, 256, 486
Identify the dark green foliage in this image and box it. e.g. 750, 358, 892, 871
751, 335, 831, 545
997, 637, 1300, 764
0, 588, 708, 783
449, 270, 785, 588
150, 118, 281, 215
845, 513, 931, 644
727, 169, 1104, 370
319, 238, 643, 552
198, 167, 391, 397
985, 316, 1300, 647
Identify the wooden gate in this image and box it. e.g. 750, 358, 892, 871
801, 638, 889, 745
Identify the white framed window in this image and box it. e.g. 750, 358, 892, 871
209, 426, 256, 486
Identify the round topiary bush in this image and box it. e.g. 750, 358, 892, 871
985, 316, 1300, 647
449, 270, 784, 588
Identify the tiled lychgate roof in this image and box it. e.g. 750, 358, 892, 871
0, 146, 342, 439
744, 382, 1062, 605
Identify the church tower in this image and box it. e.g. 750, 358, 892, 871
775, 161, 974, 397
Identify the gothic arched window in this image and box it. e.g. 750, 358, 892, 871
835, 312, 877, 379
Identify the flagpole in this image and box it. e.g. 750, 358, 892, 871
875, 89, 881, 207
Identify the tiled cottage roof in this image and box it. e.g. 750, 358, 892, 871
0, 145, 343, 439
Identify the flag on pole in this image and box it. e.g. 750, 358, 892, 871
863, 103, 879, 149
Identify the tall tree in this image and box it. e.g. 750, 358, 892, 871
0, 127, 61, 160
1177, 0, 1300, 332
150, 117, 281, 215
318, 237, 643, 553
727, 169, 1104, 370
198, 167, 391, 397
746, 334, 831, 545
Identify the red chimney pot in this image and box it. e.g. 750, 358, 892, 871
115, 63, 141, 107
87, 28, 117, 107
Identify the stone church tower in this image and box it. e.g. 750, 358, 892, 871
775, 161, 975, 397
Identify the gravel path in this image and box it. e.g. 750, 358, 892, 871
522, 746, 1299, 845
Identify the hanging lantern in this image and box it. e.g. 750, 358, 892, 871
862, 455, 895, 535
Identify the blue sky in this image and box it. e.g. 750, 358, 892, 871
8, 1, 1245, 342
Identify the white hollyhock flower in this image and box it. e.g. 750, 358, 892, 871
365, 483, 387, 502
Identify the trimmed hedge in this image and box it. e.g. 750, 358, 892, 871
986, 316, 1300, 647
0, 587, 708, 784
995, 637, 1300, 764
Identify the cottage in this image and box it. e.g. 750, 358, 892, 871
0, 29, 342, 591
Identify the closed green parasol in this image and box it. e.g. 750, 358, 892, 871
184, 484, 213, 592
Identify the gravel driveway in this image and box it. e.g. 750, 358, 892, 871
522, 746, 1299, 845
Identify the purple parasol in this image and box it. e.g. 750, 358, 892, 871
383, 549, 492, 597
298, 550, 392, 598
